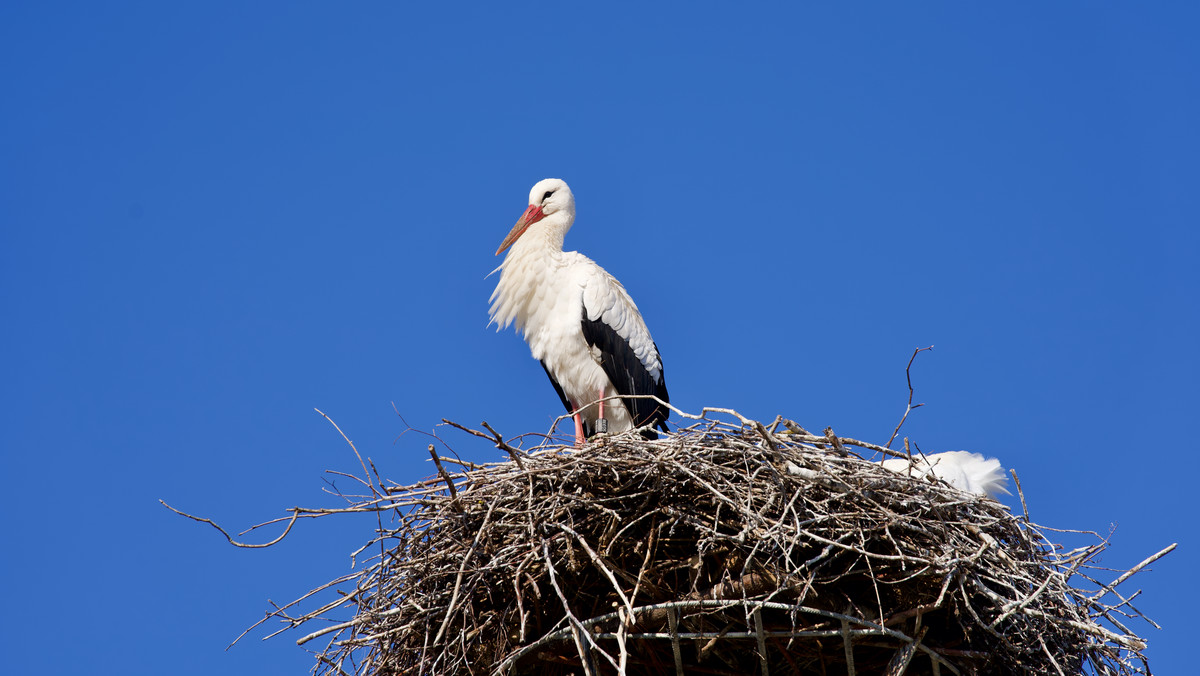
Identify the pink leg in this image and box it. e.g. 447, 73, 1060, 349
598, 388, 605, 422
573, 411, 585, 448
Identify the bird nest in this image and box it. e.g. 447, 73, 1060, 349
192, 410, 1168, 675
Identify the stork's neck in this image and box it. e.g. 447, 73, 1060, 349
510, 212, 572, 257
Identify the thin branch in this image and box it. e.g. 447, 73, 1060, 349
427, 444, 459, 503
886, 346, 933, 449
160, 500, 301, 548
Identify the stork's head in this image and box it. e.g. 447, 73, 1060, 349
494, 178, 576, 255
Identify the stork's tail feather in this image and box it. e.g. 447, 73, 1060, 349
948, 451, 1010, 497
881, 451, 1010, 498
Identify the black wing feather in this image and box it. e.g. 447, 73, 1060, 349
581, 305, 670, 437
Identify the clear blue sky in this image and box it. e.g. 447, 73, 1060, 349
2, 3, 1196, 673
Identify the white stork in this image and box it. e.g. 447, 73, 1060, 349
488, 178, 670, 446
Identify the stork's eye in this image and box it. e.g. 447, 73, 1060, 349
542, 190, 554, 202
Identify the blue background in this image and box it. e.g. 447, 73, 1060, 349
2, 3, 1195, 673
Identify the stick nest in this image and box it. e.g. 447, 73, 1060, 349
251, 414, 1163, 676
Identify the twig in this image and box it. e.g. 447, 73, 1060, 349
160, 500, 301, 548
315, 407, 380, 500
442, 418, 527, 470
886, 346, 933, 449
427, 444, 459, 502
1089, 542, 1176, 601
1012, 469, 1030, 522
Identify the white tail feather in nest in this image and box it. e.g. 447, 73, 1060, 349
880, 451, 1011, 497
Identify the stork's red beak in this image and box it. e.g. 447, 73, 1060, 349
494, 205, 546, 255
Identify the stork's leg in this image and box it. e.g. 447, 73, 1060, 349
595, 389, 609, 434
572, 410, 585, 448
